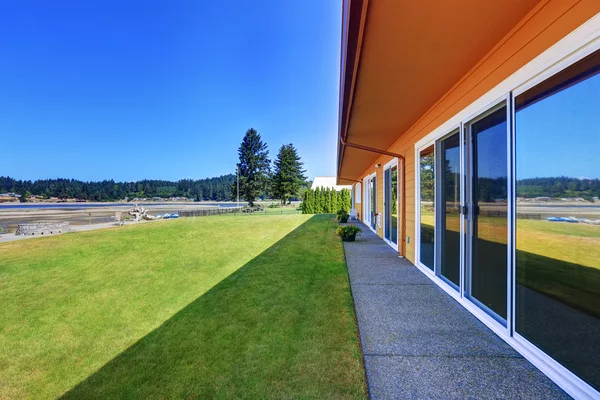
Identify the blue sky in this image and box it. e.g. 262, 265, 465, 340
1, 1, 341, 182
517, 72, 600, 179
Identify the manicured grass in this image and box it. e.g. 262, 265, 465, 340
0, 215, 367, 399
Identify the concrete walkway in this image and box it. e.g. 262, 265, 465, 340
343, 223, 570, 399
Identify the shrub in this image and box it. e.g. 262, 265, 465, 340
336, 210, 349, 223
336, 224, 362, 240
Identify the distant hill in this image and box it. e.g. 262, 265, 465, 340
0, 175, 236, 202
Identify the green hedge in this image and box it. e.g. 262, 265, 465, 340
302, 187, 351, 214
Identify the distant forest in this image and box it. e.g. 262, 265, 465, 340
0, 175, 235, 202
517, 176, 600, 200
421, 157, 600, 203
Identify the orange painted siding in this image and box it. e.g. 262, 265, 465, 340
354, 0, 598, 265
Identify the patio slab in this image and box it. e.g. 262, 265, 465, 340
365, 355, 571, 400
343, 223, 570, 399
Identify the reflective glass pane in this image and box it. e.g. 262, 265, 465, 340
384, 165, 399, 245
385, 168, 391, 241
371, 176, 377, 230
515, 50, 600, 390
440, 133, 461, 287
420, 147, 435, 270
391, 165, 398, 245
470, 106, 508, 320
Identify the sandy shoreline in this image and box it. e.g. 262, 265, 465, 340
0, 202, 239, 234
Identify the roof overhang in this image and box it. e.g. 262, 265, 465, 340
337, 0, 541, 184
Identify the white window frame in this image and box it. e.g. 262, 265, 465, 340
411, 15, 600, 400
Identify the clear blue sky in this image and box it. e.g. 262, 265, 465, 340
517, 72, 600, 179
1, 1, 341, 182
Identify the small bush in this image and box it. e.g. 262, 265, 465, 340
336, 224, 362, 239
336, 210, 350, 223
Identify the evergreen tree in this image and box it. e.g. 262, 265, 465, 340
314, 187, 322, 213
302, 190, 309, 213
340, 188, 352, 212
272, 144, 307, 205
324, 187, 332, 213
331, 188, 338, 213
236, 128, 271, 206
302, 188, 315, 214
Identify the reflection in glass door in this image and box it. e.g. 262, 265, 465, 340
384, 163, 398, 249
419, 147, 435, 270
370, 175, 377, 231
437, 132, 461, 288
466, 104, 508, 322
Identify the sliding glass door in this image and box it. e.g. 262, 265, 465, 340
370, 175, 377, 231
384, 161, 398, 249
415, 48, 600, 394
437, 131, 461, 288
419, 147, 435, 270
364, 174, 377, 231
465, 104, 509, 322
514, 49, 600, 391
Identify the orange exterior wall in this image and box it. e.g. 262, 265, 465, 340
353, 0, 598, 264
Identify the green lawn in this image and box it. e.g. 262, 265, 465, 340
0, 214, 367, 399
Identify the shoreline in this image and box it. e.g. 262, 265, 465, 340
0, 202, 243, 234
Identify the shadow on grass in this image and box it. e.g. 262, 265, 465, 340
60, 215, 366, 399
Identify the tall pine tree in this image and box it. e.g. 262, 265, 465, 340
272, 144, 307, 205
236, 128, 270, 206
314, 187, 322, 213
331, 188, 338, 212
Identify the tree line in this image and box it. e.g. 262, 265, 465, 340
0, 175, 235, 202
2, 127, 314, 205
420, 154, 600, 203
301, 187, 351, 214
517, 176, 600, 200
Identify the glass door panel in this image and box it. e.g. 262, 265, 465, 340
515, 50, 600, 391
385, 168, 391, 241
391, 165, 398, 245
439, 132, 461, 287
419, 147, 435, 270
384, 164, 399, 247
370, 176, 377, 231
467, 105, 508, 321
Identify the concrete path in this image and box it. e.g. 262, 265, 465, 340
343, 223, 570, 399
